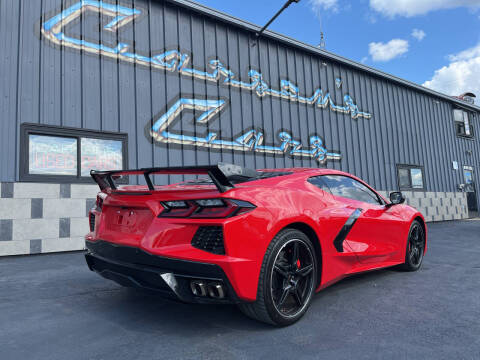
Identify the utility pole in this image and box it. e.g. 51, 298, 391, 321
319, 31, 326, 49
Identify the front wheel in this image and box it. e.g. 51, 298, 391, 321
399, 220, 425, 271
238, 229, 318, 326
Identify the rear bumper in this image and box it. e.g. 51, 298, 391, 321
85, 240, 243, 304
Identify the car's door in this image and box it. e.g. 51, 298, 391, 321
320, 175, 405, 265
307, 176, 361, 281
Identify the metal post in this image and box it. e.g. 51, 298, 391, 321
255, 0, 301, 38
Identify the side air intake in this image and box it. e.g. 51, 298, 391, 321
191, 226, 225, 255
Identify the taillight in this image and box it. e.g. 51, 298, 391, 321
89, 213, 96, 232
159, 199, 255, 218
160, 200, 196, 217
96, 192, 106, 211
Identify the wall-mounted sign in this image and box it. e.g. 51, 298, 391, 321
149, 98, 342, 164
41, 1, 374, 164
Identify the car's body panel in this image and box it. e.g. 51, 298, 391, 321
85, 167, 427, 303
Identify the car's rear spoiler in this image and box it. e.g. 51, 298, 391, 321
90, 163, 259, 193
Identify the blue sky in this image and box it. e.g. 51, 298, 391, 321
193, 0, 480, 104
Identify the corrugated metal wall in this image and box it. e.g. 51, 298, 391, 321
1, 0, 479, 196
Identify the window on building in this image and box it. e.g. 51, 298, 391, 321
28, 135, 78, 176
397, 165, 425, 190
80, 138, 124, 177
21, 123, 128, 183
453, 109, 474, 138
320, 175, 383, 205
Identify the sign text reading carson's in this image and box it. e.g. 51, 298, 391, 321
41, 1, 373, 163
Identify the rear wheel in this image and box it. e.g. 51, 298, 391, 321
238, 229, 317, 326
400, 220, 425, 271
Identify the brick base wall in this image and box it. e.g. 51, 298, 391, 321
0, 182, 98, 256
377, 191, 469, 222
0, 183, 471, 256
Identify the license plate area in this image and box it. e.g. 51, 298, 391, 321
105, 207, 153, 235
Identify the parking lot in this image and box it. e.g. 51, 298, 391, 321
1, 220, 479, 360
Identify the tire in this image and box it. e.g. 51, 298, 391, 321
399, 220, 425, 271
238, 229, 318, 326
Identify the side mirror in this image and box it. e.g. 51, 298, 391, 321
388, 191, 405, 206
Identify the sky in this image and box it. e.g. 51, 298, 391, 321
192, 0, 480, 105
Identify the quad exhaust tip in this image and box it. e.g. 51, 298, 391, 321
190, 280, 225, 299
207, 283, 225, 299
190, 280, 208, 297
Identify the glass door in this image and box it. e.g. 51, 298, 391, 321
463, 166, 478, 218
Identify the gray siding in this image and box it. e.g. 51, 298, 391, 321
0, 0, 479, 200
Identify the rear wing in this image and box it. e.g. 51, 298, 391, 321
90, 163, 259, 193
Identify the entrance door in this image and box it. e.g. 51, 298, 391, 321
463, 166, 478, 218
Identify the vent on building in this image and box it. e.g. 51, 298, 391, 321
455, 92, 476, 105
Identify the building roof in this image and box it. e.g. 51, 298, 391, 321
166, 0, 480, 113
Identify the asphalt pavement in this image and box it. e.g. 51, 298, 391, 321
1, 220, 479, 360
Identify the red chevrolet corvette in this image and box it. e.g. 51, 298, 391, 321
85, 163, 427, 326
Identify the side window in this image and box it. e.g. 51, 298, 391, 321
308, 176, 332, 194
321, 175, 382, 205
453, 108, 474, 138
396, 164, 425, 190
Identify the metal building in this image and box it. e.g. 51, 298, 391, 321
0, 0, 479, 256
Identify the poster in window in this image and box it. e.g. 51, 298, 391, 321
29, 135, 77, 175
81, 138, 123, 176
463, 111, 471, 136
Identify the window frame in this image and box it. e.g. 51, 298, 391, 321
20, 123, 128, 183
453, 108, 475, 139
396, 164, 425, 191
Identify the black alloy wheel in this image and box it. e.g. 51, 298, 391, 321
238, 229, 318, 326
400, 220, 425, 271
270, 238, 315, 317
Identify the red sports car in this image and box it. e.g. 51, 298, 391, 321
85, 163, 427, 326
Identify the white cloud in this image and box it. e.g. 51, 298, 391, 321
368, 39, 409, 62
423, 43, 480, 105
309, 0, 339, 13
370, 0, 480, 17
448, 44, 480, 61
411, 29, 426, 41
